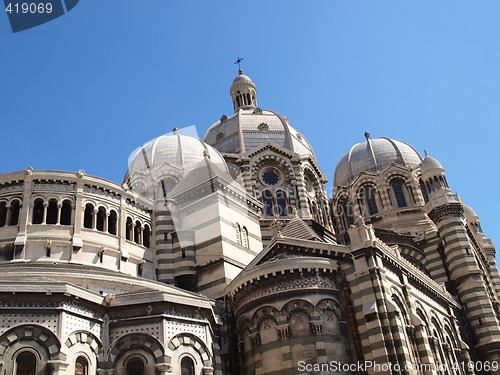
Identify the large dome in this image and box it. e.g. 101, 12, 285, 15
204, 70, 316, 160
334, 136, 422, 186
204, 108, 316, 160
126, 130, 228, 187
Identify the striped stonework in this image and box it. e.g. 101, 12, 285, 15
429, 204, 500, 364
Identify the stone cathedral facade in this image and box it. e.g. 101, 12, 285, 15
0, 69, 499, 375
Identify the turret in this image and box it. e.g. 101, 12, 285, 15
229, 69, 257, 112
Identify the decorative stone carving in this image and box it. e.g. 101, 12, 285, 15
236, 274, 337, 306
0, 184, 23, 194
257, 122, 269, 131
83, 186, 120, 202
33, 182, 76, 192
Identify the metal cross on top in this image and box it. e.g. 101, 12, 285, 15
234, 57, 244, 70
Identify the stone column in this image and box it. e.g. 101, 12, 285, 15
92, 209, 98, 229
155, 363, 172, 374
42, 201, 48, 224
56, 202, 62, 224
5, 205, 11, 226
104, 212, 109, 233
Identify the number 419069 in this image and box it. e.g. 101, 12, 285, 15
5, 2, 53, 14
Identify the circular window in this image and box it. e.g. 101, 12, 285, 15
259, 167, 283, 186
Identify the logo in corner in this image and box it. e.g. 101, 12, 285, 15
4, 0, 79, 33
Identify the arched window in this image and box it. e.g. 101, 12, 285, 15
127, 358, 144, 375
235, 223, 241, 245
276, 190, 288, 217
32, 198, 44, 224
60, 200, 72, 225
260, 318, 278, 344
143, 224, 151, 248
391, 180, 407, 208
84, 203, 94, 229
0, 201, 6, 227
290, 311, 311, 338
438, 176, 445, 188
160, 178, 176, 198
181, 357, 195, 375
261, 190, 274, 217
108, 210, 117, 235
336, 197, 353, 232
311, 200, 319, 221
46, 199, 58, 224
419, 179, 429, 203
9, 199, 20, 226
126, 217, 133, 241
321, 202, 328, 226
242, 226, 249, 248
15, 351, 36, 375
322, 308, 341, 336
96, 206, 106, 232
134, 221, 142, 245
75, 356, 88, 375
360, 185, 378, 216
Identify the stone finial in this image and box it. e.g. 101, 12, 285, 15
77, 169, 85, 178
348, 214, 377, 247
172, 127, 179, 135
364, 131, 371, 140
270, 218, 283, 237
354, 215, 365, 226
424, 149, 428, 157
25, 166, 33, 175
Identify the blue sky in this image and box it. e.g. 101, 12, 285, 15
1, 1, 499, 256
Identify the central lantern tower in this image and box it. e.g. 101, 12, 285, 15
204, 69, 335, 245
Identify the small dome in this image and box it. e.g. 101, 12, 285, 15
125, 131, 228, 194
420, 155, 445, 175
334, 137, 422, 186
463, 204, 479, 222
204, 108, 316, 160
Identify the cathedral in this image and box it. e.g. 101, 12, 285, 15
0, 68, 499, 375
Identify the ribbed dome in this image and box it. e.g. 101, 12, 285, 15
126, 131, 228, 183
204, 108, 316, 160
334, 137, 422, 186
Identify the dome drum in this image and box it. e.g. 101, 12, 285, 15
0, 170, 154, 279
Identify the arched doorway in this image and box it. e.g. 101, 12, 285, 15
127, 358, 145, 375
181, 357, 195, 375
15, 351, 36, 375
75, 356, 88, 375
